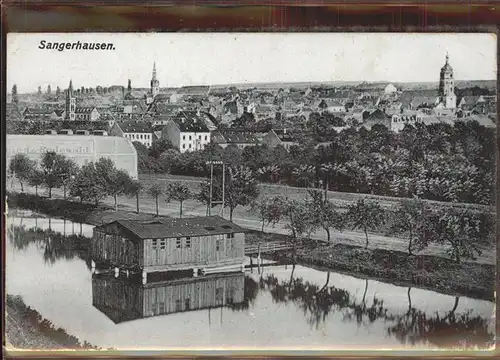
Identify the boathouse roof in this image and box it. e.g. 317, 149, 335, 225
95, 215, 246, 240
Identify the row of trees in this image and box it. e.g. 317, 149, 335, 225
250, 191, 494, 264
8, 152, 142, 212
143, 170, 493, 264
135, 119, 495, 206
10, 83, 125, 101
9, 150, 494, 264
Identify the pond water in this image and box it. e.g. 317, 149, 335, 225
6, 216, 496, 351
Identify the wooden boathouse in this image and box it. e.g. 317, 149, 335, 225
92, 272, 245, 323
91, 216, 246, 275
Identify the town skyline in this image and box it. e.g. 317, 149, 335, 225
7, 33, 496, 92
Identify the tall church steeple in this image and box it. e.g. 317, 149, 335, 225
150, 62, 159, 98
439, 52, 456, 109
65, 79, 76, 120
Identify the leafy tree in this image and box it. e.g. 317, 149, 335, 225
56, 86, 61, 96
346, 199, 386, 249
37, 86, 42, 95
427, 207, 488, 263
94, 157, 116, 196
9, 154, 36, 192
197, 177, 221, 215
250, 196, 286, 236
47, 85, 51, 94
165, 182, 192, 218
58, 158, 79, 199
224, 167, 259, 221
40, 151, 70, 198
12, 84, 18, 103
108, 169, 133, 211
127, 79, 132, 92
126, 179, 143, 214
69, 162, 107, 206
149, 139, 174, 159
148, 183, 163, 216
388, 199, 429, 255
283, 199, 314, 241
28, 168, 44, 197
305, 190, 345, 243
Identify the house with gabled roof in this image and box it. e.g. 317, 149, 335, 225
211, 130, 261, 149
109, 120, 154, 148
74, 106, 100, 121
91, 216, 246, 276
262, 128, 300, 150
23, 107, 61, 121
162, 111, 212, 153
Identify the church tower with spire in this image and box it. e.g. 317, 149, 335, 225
65, 79, 76, 120
438, 53, 456, 109
150, 62, 159, 98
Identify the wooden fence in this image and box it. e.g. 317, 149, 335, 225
244, 241, 297, 256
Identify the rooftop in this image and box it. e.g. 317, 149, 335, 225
116, 120, 152, 133
173, 111, 210, 132
96, 216, 245, 240
218, 131, 261, 144
75, 107, 97, 114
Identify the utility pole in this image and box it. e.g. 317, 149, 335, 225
206, 160, 225, 217
324, 172, 328, 204
221, 163, 225, 219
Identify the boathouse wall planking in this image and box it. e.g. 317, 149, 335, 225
91, 216, 246, 273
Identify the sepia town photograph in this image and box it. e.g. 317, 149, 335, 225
4, 32, 497, 351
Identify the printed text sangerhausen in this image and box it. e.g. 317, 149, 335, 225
38, 40, 116, 51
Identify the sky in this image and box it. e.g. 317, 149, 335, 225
7, 32, 497, 93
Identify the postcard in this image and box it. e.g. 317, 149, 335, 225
5, 32, 497, 352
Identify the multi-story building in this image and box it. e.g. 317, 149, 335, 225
109, 120, 153, 148
162, 111, 211, 153
75, 107, 100, 121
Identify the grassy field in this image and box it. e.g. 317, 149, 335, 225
138, 174, 495, 213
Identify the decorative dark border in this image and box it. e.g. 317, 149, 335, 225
1, 3, 499, 359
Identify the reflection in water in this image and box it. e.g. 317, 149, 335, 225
92, 272, 256, 324
259, 272, 494, 349
7, 216, 495, 349
8, 223, 92, 267
386, 288, 494, 349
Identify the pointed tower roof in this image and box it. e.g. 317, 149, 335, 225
152, 62, 157, 81
67, 79, 74, 97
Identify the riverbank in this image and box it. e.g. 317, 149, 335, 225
7, 192, 495, 302
5, 295, 100, 350
246, 232, 495, 302
7, 192, 167, 226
